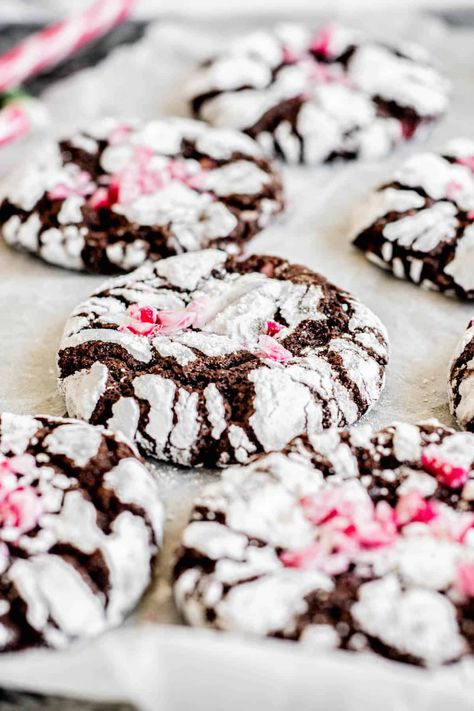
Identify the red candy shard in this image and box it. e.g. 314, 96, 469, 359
291, 489, 398, 572
48, 169, 95, 201
0, 454, 42, 537
310, 25, 334, 58
265, 320, 284, 336
88, 187, 110, 209
456, 155, 474, 173
88, 143, 209, 211
257, 335, 292, 363
457, 563, 474, 597
280, 543, 350, 576
395, 491, 438, 526
119, 295, 211, 338
421, 446, 470, 488
129, 304, 157, 323
282, 45, 300, 65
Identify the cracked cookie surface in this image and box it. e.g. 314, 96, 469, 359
0, 412, 163, 652
174, 420, 474, 666
353, 138, 474, 298
57, 249, 388, 467
0, 117, 284, 273
186, 23, 449, 164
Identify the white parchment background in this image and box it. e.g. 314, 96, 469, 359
0, 13, 473, 710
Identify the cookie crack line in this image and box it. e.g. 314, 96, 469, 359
57, 249, 388, 468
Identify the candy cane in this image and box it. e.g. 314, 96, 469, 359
0, 0, 135, 93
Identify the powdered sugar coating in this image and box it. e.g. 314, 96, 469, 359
0, 118, 283, 274
449, 321, 474, 432
0, 412, 164, 652
57, 250, 388, 468
186, 23, 449, 165
353, 138, 474, 299
174, 420, 474, 666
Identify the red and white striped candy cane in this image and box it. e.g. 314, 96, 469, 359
0, 0, 135, 94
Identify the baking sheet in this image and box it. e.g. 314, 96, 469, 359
0, 12, 474, 709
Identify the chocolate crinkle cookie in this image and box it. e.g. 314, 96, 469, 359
0, 412, 163, 652
449, 320, 474, 431
174, 420, 474, 667
352, 138, 474, 299
185, 23, 449, 164
57, 249, 388, 468
0, 117, 284, 274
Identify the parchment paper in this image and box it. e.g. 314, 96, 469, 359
0, 13, 474, 709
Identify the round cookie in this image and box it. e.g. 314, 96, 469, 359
57, 249, 389, 468
173, 420, 474, 666
449, 320, 474, 431
352, 138, 474, 299
0, 412, 163, 652
186, 23, 449, 164
0, 117, 284, 274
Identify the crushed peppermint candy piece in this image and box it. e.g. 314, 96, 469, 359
284, 488, 399, 575
282, 45, 301, 65
88, 186, 110, 209
457, 563, 474, 597
421, 445, 470, 488
265, 320, 285, 337
395, 490, 438, 526
0, 453, 37, 477
310, 25, 335, 58
305, 60, 349, 86
257, 335, 292, 363
0, 454, 42, 537
89, 149, 208, 209
282, 483, 474, 575
456, 156, 474, 173
280, 543, 350, 577
257, 334, 292, 362
119, 295, 211, 338
0, 486, 42, 537
48, 168, 96, 201
108, 122, 132, 145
